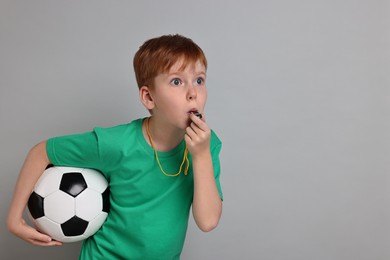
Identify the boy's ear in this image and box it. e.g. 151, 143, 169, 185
139, 86, 155, 110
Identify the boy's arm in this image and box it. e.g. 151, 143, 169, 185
7, 141, 63, 246
185, 114, 223, 232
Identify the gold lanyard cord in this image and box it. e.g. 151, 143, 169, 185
145, 117, 189, 177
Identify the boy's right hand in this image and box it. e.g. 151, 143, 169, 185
8, 218, 63, 246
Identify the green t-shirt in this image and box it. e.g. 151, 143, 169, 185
46, 118, 223, 259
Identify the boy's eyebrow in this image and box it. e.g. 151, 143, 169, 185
167, 70, 206, 77
194, 72, 206, 78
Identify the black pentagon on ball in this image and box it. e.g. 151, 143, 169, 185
28, 192, 45, 219
60, 172, 87, 197
102, 187, 110, 213
61, 216, 89, 236
45, 164, 54, 169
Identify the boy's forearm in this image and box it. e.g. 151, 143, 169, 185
191, 152, 222, 232
7, 141, 50, 229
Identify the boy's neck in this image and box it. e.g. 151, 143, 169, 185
143, 117, 185, 152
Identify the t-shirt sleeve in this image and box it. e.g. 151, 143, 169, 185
46, 131, 104, 172
211, 130, 223, 201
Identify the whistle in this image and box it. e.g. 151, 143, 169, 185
193, 112, 202, 119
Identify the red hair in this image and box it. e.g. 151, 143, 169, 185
133, 34, 207, 89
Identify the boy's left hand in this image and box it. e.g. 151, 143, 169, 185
184, 113, 211, 156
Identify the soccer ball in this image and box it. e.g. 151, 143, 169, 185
27, 166, 110, 243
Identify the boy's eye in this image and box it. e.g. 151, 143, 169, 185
196, 77, 205, 85
171, 78, 182, 86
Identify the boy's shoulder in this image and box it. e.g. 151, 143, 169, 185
93, 118, 143, 144
95, 118, 143, 135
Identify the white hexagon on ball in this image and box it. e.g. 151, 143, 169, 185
34, 167, 63, 197
76, 188, 102, 221
44, 190, 75, 224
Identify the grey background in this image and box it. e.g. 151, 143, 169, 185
1, 0, 389, 259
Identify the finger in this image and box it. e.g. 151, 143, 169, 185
190, 119, 208, 135
27, 227, 61, 245
30, 238, 63, 246
185, 125, 197, 140
30, 231, 63, 246
34, 232, 54, 243
189, 122, 200, 134
190, 113, 206, 127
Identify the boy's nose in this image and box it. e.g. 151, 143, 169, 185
187, 86, 197, 101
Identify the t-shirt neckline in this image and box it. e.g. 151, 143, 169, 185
136, 118, 186, 159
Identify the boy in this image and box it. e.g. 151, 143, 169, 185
7, 34, 223, 259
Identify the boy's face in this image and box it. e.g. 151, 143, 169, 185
148, 58, 207, 129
